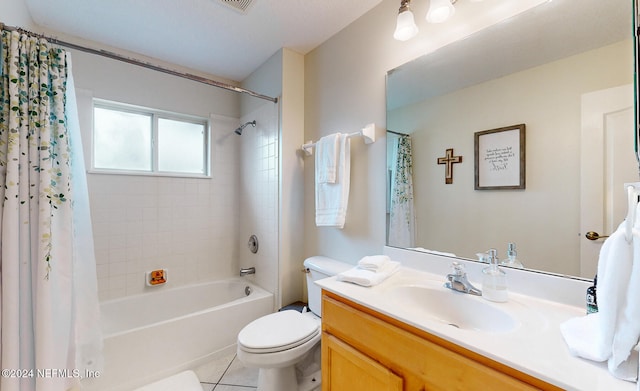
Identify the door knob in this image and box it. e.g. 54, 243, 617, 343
585, 231, 610, 240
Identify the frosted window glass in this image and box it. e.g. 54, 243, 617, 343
158, 118, 206, 174
94, 107, 152, 171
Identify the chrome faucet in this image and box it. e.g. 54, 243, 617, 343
239, 267, 256, 276
444, 262, 482, 296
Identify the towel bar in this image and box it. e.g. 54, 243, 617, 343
301, 123, 375, 156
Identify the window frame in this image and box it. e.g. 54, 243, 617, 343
91, 99, 211, 178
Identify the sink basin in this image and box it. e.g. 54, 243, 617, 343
387, 285, 518, 333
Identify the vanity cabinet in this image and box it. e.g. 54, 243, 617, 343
321, 290, 561, 391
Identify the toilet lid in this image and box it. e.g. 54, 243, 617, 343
238, 310, 320, 353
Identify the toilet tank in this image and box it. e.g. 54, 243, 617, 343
304, 256, 351, 317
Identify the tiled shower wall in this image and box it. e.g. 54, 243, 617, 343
89, 115, 241, 300
238, 101, 280, 304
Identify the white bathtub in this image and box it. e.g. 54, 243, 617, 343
82, 279, 273, 391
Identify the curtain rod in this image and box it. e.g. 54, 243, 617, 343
387, 129, 409, 137
0, 23, 278, 104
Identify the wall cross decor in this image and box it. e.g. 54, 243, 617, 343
437, 148, 462, 184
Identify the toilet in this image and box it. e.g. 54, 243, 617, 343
236, 256, 351, 391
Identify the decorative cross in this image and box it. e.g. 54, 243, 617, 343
437, 148, 463, 184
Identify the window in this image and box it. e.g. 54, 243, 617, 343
92, 100, 209, 176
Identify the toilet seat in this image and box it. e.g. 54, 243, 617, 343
238, 310, 320, 354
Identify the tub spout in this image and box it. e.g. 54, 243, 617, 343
240, 267, 256, 276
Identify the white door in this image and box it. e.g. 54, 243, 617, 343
580, 84, 636, 278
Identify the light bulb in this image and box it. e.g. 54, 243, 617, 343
426, 0, 455, 23
394, 9, 419, 41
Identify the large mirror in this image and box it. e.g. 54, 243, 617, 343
386, 0, 637, 279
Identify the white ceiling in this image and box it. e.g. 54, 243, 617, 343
25, 0, 384, 82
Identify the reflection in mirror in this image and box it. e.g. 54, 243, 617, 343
386, 0, 635, 279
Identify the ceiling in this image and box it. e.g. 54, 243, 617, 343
25, 0, 384, 82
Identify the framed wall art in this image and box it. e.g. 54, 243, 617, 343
474, 124, 526, 190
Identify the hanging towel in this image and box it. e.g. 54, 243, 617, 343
315, 134, 351, 228
337, 261, 401, 287
315, 133, 341, 184
560, 218, 639, 381
610, 203, 640, 381
561, 221, 633, 361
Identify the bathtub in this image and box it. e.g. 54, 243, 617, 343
82, 278, 273, 391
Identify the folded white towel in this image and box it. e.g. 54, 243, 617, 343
336, 261, 401, 287
315, 133, 340, 184
315, 134, 350, 228
357, 255, 391, 272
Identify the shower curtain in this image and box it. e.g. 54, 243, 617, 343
0, 30, 102, 391
388, 135, 415, 248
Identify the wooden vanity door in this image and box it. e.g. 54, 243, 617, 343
322, 333, 403, 391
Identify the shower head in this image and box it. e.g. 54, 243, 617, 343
234, 120, 256, 135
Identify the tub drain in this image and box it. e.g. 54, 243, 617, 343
245, 286, 252, 296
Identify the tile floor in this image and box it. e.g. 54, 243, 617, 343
194, 352, 259, 391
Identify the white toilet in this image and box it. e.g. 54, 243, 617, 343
237, 256, 351, 391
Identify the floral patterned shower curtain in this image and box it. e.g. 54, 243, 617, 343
0, 29, 102, 391
388, 135, 415, 248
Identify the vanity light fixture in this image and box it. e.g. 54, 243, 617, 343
394, 0, 483, 40
393, 0, 419, 41
426, 0, 457, 23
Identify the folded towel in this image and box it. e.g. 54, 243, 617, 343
315, 133, 340, 184
336, 261, 401, 287
315, 134, 350, 228
357, 255, 391, 272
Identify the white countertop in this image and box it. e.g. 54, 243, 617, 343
316, 265, 636, 391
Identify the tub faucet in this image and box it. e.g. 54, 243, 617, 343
239, 267, 256, 276
444, 262, 482, 296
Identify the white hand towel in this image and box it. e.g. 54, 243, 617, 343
357, 255, 391, 272
315, 133, 340, 184
560, 221, 634, 368
336, 261, 401, 287
609, 204, 640, 380
315, 134, 351, 228
596, 222, 634, 360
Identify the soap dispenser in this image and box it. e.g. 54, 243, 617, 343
501, 242, 524, 269
482, 249, 508, 302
